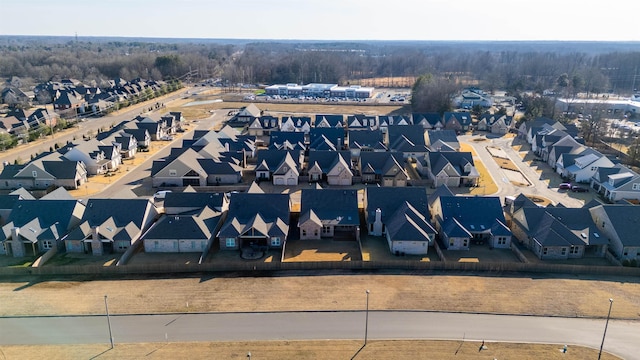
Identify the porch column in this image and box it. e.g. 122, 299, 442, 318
91, 226, 103, 256
10, 228, 25, 257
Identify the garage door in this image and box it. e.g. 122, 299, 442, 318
340, 178, 351, 185
275, 178, 284, 185
383, 178, 394, 187
396, 179, 406, 187
287, 177, 297, 185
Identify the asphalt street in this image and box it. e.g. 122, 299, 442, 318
1, 311, 638, 359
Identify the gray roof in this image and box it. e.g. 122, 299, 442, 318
348, 130, 385, 150
2, 199, 83, 241
429, 151, 475, 176
592, 205, 640, 247
438, 196, 509, 236
218, 193, 290, 238
144, 206, 221, 240
385, 201, 436, 241
307, 151, 351, 173
300, 189, 359, 226
366, 187, 429, 222
164, 192, 226, 212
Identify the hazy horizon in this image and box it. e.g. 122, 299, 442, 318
2, 0, 639, 42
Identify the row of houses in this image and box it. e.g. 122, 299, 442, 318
5, 181, 638, 263
150, 123, 480, 189
0, 107, 58, 135
519, 117, 640, 203
264, 83, 374, 99
0, 112, 184, 190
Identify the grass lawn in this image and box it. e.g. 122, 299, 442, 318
0, 340, 619, 360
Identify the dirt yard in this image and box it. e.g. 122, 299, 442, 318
1, 273, 640, 320
0, 340, 619, 360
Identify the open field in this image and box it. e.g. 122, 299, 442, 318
167, 99, 406, 120
0, 340, 619, 360
1, 273, 640, 320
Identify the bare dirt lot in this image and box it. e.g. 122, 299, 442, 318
1, 340, 619, 360
1, 272, 639, 320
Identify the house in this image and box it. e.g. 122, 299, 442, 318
424, 151, 479, 188
254, 149, 302, 185
425, 130, 460, 152
163, 191, 228, 215
298, 189, 359, 240
348, 130, 386, 159
591, 164, 640, 202
359, 152, 408, 186
309, 128, 345, 151
53, 90, 82, 111
217, 193, 290, 250
387, 125, 429, 159
151, 148, 243, 187
1, 199, 85, 257
379, 115, 412, 129
248, 116, 280, 137
269, 131, 306, 151
64, 198, 158, 255
489, 115, 514, 134
143, 206, 223, 253
280, 116, 312, 133
123, 128, 151, 148
1, 87, 31, 107
589, 204, 640, 261
509, 204, 607, 260
384, 201, 437, 255
306, 151, 353, 185
314, 114, 344, 128
432, 195, 511, 250
364, 186, 431, 236
114, 132, 138, 159
455, 88, 493, 108
62, 139, 122, 175
346, 114, 377, 130
135, 116, 166, 141
557, 149, 615, 183
0, 156, 88, 190
443, 112, 472, 132
230, 104, 262, 125
412, 113, 443, 130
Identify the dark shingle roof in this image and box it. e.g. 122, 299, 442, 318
366, 187, 429, 222
300, 189, 359, 226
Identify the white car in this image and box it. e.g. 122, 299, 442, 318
153, 190, 172, 200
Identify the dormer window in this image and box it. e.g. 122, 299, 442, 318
32, 171, 37, 177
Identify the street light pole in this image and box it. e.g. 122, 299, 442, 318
104, 295, 114, 349
364, 289, 370, 346
598, 298, 614, 360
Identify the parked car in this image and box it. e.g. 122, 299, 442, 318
571, 185, 588, 192
153, 190, 172, 200
160, 135, 174, 141
559, 183, 572, 190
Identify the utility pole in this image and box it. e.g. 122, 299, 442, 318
104, 295, 114, 349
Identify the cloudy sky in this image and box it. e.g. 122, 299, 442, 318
2, 0, 639, 41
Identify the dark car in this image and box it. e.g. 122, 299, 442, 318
571, 185, 588, 192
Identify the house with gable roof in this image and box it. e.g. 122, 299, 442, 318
348, 130, 386, 159
423, 151, 479, 188
431, 195, 512, 250
143, 206, 223, 253
61, 138, 122, 175
0, 152, 88, 190
509, 203, 607, 259
314, 114, 344, 128
557, 149, 615, 183
298, 189, 359, 240
412, 112, 443, 130
255, 149, 302, 185
1, 199, 85, 257
163, 191, 228, 215
591, 164, 640, 202
365, 187, 436, 254
387, 124, 429, 159
151, 148, 243, 187
217, 193, 290, 251
309, 127, 344, 151
248, 115, 281, 137
269, 131, 306, 151
443, 112, 472, 132
589, 204, 640, 261
359, 152, 408, 186
64, 198, 158, 255
306, 150, 352, 184
425, 130, 460, 152
346, 114, 377, 130
280, 116, 312, 133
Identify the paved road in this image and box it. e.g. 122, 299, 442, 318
1, 311, 638, 359
95, 110, 227, 198
459, 134, 585, 207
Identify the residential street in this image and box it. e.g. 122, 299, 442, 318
1, 311, 638, 359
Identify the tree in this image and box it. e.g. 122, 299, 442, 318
411, 74, 459, 114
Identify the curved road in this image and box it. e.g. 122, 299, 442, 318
1, 311, 638, 359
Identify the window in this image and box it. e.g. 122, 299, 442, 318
42, 240, 53, 250
497, 237, 507, 245
32, 170, 37, 177
314, 229, 318, 236
154, 240, 159, 249
543, 247, 548, 255
463, 239, 468, 247
449, 239, 455, 247
322, 226, 331, 234
117, 242, 128, 250
633, 183, 640, 191
225, 238, 236, 247
561, 248, 567, 256
302, 229, 307, 236
623, 249, 629, 256
570, 246, 579, 254
271, 237, 281, 246
169, 169, 177, 176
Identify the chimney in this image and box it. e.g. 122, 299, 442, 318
373, 208, 383, 236
91, 226, 103, 256
10, 227, 25, 257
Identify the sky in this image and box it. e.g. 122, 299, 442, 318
1, 0, 640, 41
